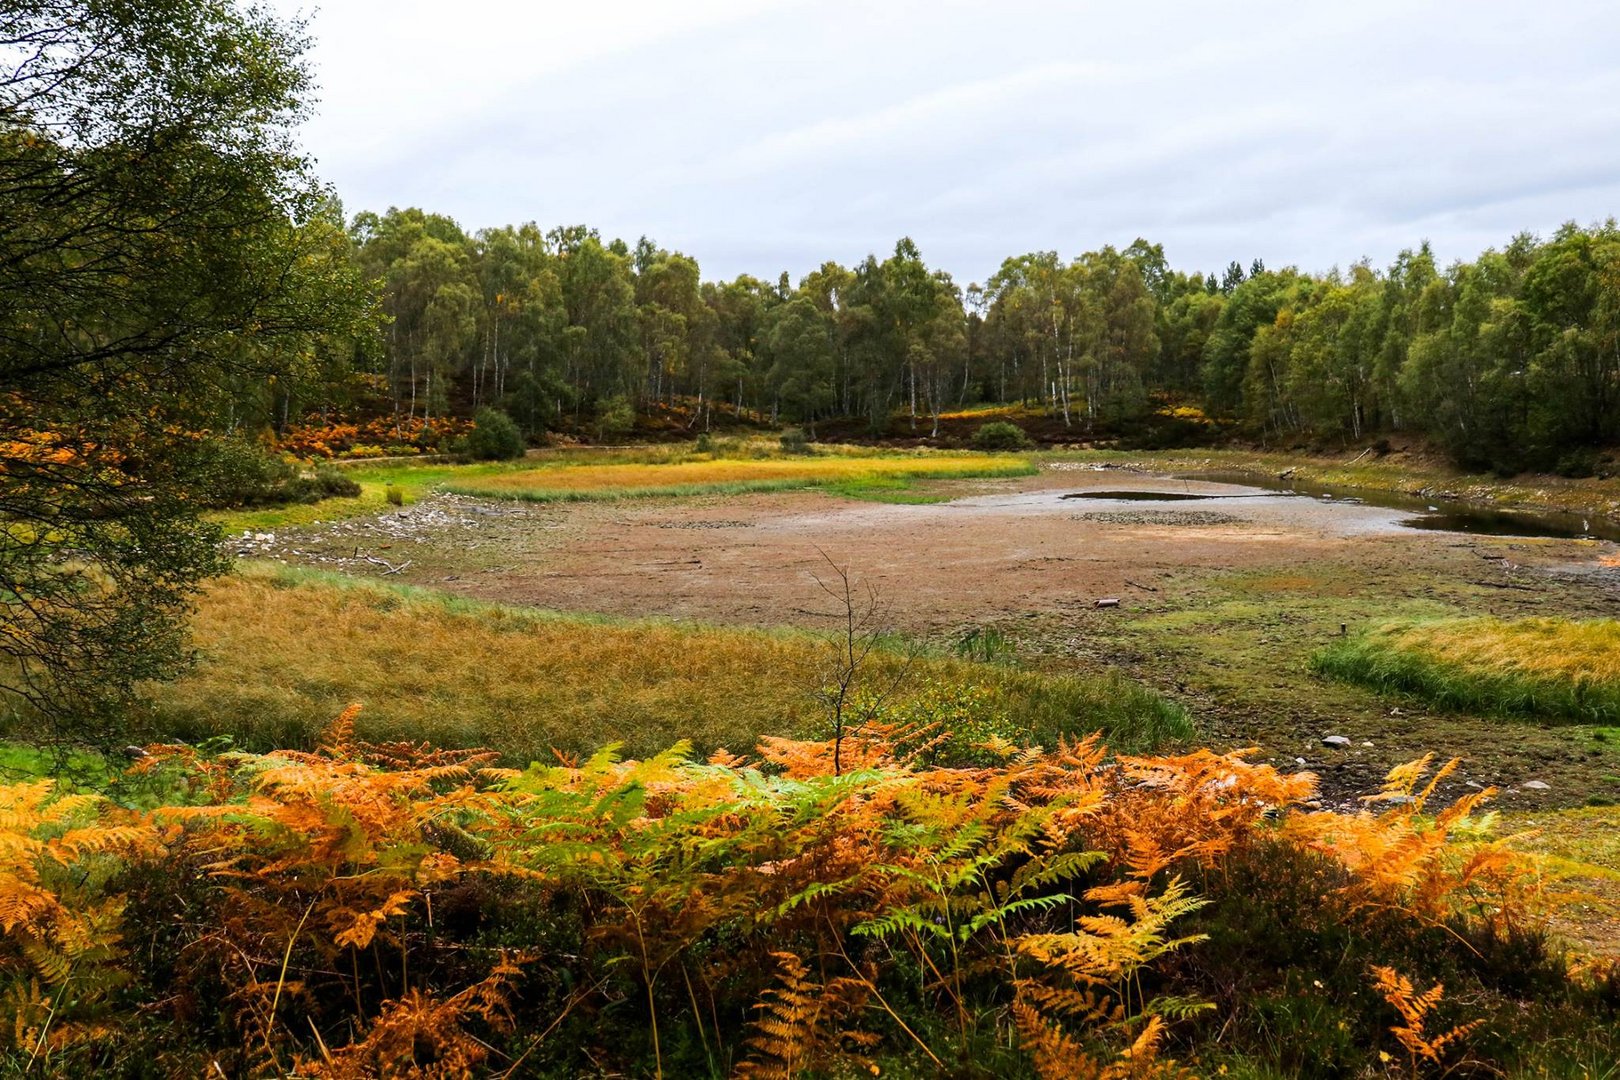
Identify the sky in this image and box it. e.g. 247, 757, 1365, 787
269, 0, 1620, 285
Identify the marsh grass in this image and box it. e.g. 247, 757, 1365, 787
441, 453, 1034, 502
1312, 616, 1620, 723
133, 564, 1187, 762
210, 444, 1034, 531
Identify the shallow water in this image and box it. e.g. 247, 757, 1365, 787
1059, 490, 1216, 502
1181, 470, 1619, 542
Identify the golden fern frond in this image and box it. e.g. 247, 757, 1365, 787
317, 702, 365, 760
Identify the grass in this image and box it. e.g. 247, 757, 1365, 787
1312, 616, 1620, 724
121, 563, 1188, 763
440, 452, 1035, 503
1505, 802, 1620, 958
209, 443, 1035, 531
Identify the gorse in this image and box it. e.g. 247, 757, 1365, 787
0, 707, 1598, 1076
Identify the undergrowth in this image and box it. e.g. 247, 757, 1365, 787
3, 710, 1613, 1077
1313, 616, 1620, 724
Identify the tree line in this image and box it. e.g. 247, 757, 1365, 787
337, 210, 1620, 473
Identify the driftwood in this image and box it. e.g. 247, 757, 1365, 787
1469, 579, 1538, 591
1095, 598, 1121, 608
1123, 579, 1158, 593
363, 556, 412, 575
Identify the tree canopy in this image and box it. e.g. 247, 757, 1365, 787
0, 0, 373, 745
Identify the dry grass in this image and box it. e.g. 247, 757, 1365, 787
140, 565, 1187, 762
443, 453, 1034, 501
1313, 616, 1620, 723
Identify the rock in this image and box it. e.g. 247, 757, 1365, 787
1321, 735, 1352, 748
1294, 757, 1307, 765
1521, 780, 1550, 790
1360, 741, 1374, 747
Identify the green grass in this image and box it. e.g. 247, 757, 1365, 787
210, 443, 1035, 531
1312, 616, 1620, 724
439, 452, 1035, 503
116, 564, 1188, 764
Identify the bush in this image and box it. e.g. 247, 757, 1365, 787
972, 420, 1031, 449
193, 438, 359, 508
462, 407, 526, 461
778, 428, 812, 454
311, 465, 361, 499
1555, 448, 1599, 479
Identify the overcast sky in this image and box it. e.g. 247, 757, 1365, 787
269, 0, 1620, 285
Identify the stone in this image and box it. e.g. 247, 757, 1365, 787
1321, 735, 1352, 748
1521, 780, 1550, 790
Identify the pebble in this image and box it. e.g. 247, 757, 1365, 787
1521, 780, 1550, 790
1321, 735, 1352, 748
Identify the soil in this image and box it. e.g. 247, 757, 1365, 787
248, 465, 1620, 811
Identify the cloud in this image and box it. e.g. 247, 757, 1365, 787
267, 0, 1620, 283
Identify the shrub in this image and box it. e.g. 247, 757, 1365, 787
193, 439, 359, 508
778, 428, 812, 454
972, 420, 1031, 450
312, 465, 360, 499
461, 407, 526, 461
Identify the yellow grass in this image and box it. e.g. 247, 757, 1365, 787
1313, 616, 1620, 723
446, 453, 1033, 499
142, 565, 1185, 762
1366, 617, 1620, 684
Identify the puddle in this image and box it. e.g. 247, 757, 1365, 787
1184, 470, 1619, 542
1398, 513, 1605, 540
1061, 490, 1214, 502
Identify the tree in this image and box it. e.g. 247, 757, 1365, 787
0, 0, 374, 747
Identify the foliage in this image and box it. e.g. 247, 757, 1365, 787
0, 0, 376, 746
0, 710, 1601, 1077
1370, 966, 1482, 1077
275, 415, 473, 459
459, 407, 526, 461
191, 439, 361, 508
973, 420, 1034, 449
1313, 616, 1620, 724
340, 203, 1620, 474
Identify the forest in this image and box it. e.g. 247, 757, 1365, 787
309, 208, 1620, 474
4, 1, 1620, 1077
